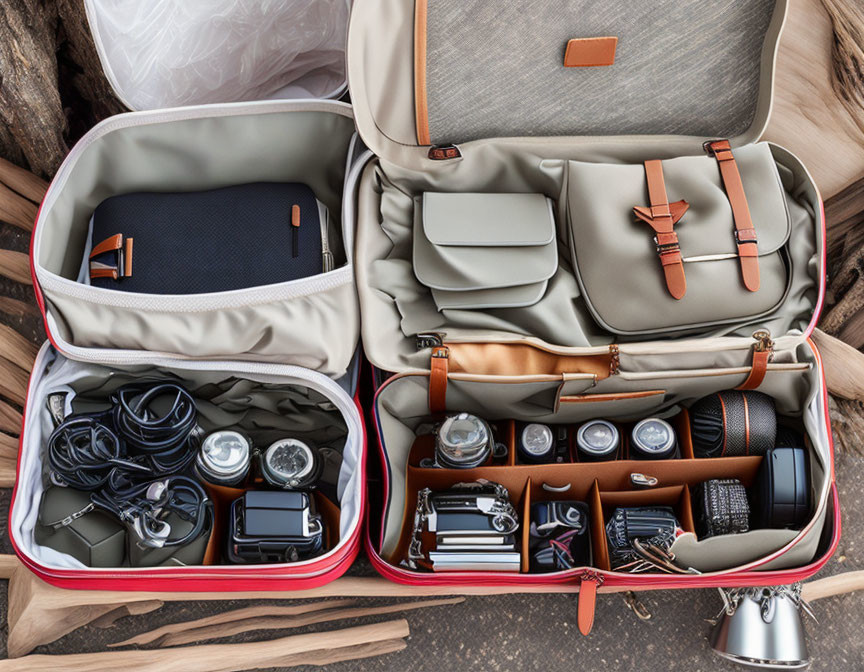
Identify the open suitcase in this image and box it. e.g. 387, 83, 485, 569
348, 0, 840, 632
10, 0, 368, 591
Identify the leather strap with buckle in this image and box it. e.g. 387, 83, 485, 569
634, 160, 689, 300
705, 139, 760, 292
89, 233, 133, 281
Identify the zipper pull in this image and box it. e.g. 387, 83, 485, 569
737, 330, 774, 391
577, 570, 604, 635
428, 144, 462, 161
416, 332, 445, 350
753, 329, 774, 355
292, 205, 300, 258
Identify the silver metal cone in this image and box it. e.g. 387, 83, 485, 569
710, 587, 809, 669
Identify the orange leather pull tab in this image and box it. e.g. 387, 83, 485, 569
89, 233, 124, 259
89, 233, 132, 281
429, 346, 449, 414
706, 140, 760, 292
292, 205, 300, 227
123, 237, 134, 278
578, 573, 601, 635
737, 347, 770, 391
564, 37, 618, 67
634, 160, 689, 300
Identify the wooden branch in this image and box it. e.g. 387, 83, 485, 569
0, 1, 67, 179
820, 0, 864, 136
827, 396, 864, 455
89, 601, 166, 629
802, 569, 864, 601
826, 176, 864, 265
0, 156, 47, 203
0, 357, 28, 406
5, 563, 630, 657
0, 295, 39, 320
0, 619, 411, 672
812, 329, 864, 400
0, 400, 23, 435
0, 249, 32, 285
0, 322, 38, 371
55, 0, 127, 122
0, 181, 37, 230
0, 431, 20, 456
111, 599, 359, 646
115, 597, 464, 649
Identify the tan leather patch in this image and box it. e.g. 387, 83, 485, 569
564, 37, 618, 67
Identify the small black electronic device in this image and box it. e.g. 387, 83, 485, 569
754, 446, 810, 529
228, 490, 324, 564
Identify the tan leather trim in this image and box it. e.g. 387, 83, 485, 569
89, 233, 124, 259
414, 0, 431, 146
520, 478, 532, 573
707, 140, 760, 292
564, 36, 618, 67
292, 204, 300, 228
123, 237, 133, 278
560, 389, 665, 404
446, 342, 614, 380
428, 346, 449, 414
736, 348, 770, 391
634, 159, 688, 299
577, 574, 598, 635
89, 264, 118, 280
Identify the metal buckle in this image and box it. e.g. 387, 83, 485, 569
734, 229, 758, 245
653, 236, 680, 256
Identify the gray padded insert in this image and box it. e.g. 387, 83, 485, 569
425, 0, 777, 145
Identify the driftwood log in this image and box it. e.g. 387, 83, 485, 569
0, 0, 125, 180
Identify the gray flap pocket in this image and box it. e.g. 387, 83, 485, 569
413, 192, 558, 310
567, 143, 791, 335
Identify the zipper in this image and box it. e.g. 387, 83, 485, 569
321, 212, 334, 272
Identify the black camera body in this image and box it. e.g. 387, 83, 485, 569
228, 490, 324, 564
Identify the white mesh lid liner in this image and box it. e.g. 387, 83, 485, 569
85, 0, 350, 110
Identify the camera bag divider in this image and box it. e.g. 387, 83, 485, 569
348, 0, 839, 632
10, 1, 368, 591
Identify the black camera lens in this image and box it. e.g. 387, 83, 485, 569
630, 418, 678, 460
517, 423, 555, 463
576, 420, 619, 462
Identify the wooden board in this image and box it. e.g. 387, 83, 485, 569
764, 0, 864, 199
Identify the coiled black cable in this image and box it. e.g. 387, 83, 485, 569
111, 382, 199, 475
46, 416, 146, 490
92, 474, 212, 547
